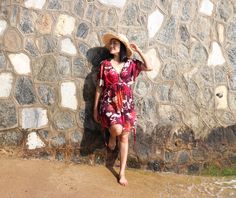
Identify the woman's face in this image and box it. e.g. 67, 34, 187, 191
109, 38, 121, 56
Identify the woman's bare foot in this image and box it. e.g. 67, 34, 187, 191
108, 135, 116, 150
119, 174, 128, 186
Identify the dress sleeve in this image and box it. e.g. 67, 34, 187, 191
131, 59, 143, 81
97, 61, 104, 87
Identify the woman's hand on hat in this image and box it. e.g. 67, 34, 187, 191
130, 43, 142, 53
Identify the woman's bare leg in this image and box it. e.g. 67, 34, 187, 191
118, 132, 129, 186
108, 124, 122, 150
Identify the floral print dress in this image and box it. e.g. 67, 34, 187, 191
97, 58, 143, 142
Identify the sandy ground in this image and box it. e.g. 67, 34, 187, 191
0, 155, 235, 198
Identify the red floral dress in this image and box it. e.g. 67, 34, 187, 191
97, 58, 143, 142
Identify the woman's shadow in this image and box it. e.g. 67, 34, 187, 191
80, 47, 119, 179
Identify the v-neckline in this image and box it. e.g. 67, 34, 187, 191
110, 60, 125, 75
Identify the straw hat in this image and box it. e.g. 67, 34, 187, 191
102, 32, 133, 58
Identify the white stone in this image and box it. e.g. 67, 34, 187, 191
55, 14, 75, 36
98, 0, 126, 8
0, 73, 13, 98
61, 38, 77, 55
217, 24, 225, 44
207, 42, 225, 66
148, 9, 164, 38
21, 108, 48, 129
145, 49, 161, 80
26, 132, 45, 150
61, 81, 77, 110
8, 53, 31, 75
25, 0, 46, 9
199, 0, 214, 16
0, 19, 7, 36
215, 86, 228, 109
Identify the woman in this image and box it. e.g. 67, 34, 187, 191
93, 32, 152, 186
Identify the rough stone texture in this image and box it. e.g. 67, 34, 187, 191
54, 111, 76, 130
0, 130, 23, 146
0, 73, 13, 98
34, 55, 60, 82
0, 100, 17, 130
3, 28, 22, 52
8, 53, 31, 75
15, 76, 36, 105
37, 84, 56, 106
0, 0, 235, 174
26, 132, 45, 150
21, 108, 48, 129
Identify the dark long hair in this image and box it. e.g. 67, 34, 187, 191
119, 42, 128, 62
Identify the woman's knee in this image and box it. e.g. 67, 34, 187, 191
109, 124, 123, 136
119, 133, 129, 143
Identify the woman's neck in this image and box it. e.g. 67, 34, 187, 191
113, 54, 120, 62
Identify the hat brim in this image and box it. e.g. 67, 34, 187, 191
102, 33, 133, 58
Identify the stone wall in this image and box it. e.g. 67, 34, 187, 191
0, 0, 236, 174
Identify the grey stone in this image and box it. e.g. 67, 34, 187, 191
72, 58, 89, 78
158, 105, 181, 124
216, 110, 236, 126
35, 56, 60, 82
78, 42, 89, 57
157, 45, 174, 60
181, 0, 196, 22
76, 22, 89, 39
55, 152, 64, 161
127, 155, 141, 169
38, 129, 49, 140
228, 92, 236, 110
191, 16, 210, 42
74, 0, 85, 17
15, 76, 36, 105
162, 62, 177, 80
188, 164, 200, 174
164, 151, 176, 163
226, 46, 236, 71
156, 0, 169, 13
156, 84, 171, 101
19, 9, 34, 34
0, 52, 6, 69
85, 4, 94, 21
139, 0, 155, 12
179, 24, 190, 43
39, 35, 58, 54
192, 148, 206, 161
57, 56, 71, 77
177, 151, 190, 165
127, 29, 147, 49
176, 44, 189, 62
187, 79, 199, 99
216, 0, 233, 22
227, 17, 236, 42
0, 100, 17, 130
228, 73, 236, 91
24, 38, 39, 57
199, 66, 213, 85
104, 9, 118, 26
51, 134, 66, 148
77, 102, 98, 130
200, 110, 218, 129
141, 97, 158, 121
47, 0, 62, 10
54, 111, 76, 130
199, 87, 214, 109
147, 159, 164, 172
37, 84, 56, 106
0, 130, 23, 146
157, 16, 176, 45
215, 66, 227, 84
71, 130, 83, 145
190, 42, 208, 66
122, 3, 139, 26
134, 79, 151, 97
93, 8, 104, 26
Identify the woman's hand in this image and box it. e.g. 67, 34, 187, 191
93, 108, 100, 123
130, 43, 141, 53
